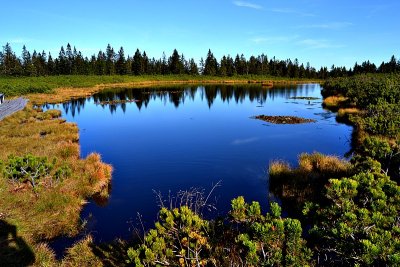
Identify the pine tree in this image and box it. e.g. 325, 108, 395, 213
199, 57, 205, 75
33, 50, 48, 76
219, 56, 228, 76
161, 51, 168, 74
248, 55, 260, 75
226, 55, 236, 76
203, 49, 218, 76
47, 52, 55, 75
132, 49, 143, 75
57, 46, 67, 75
168, 49, 184, 74
189, 58, 198, 75
142, 51, 149, 74
234, 54, 247, 75
65, 43, 73, 74
1, 43, 22, 76
21, 45, 33, 76
95, 51, 106, 75
115, 47, 127, 75
105, 44, 115, 75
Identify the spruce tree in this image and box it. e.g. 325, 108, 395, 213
21, 45, 33, 76
203, 49, 218, 76
115, 47, 127, 75
1, 43, 22, 76
168, 49, 184, 74
47, 52, 55, 75
132, 49, 143, 75
105, 44, 115, 75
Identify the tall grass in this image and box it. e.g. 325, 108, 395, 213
269, 153, 353, 216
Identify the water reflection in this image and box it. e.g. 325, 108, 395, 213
45, 84, 318, 117
47, 83, 352, 247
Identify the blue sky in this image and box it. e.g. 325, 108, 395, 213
2, 0, 399, 68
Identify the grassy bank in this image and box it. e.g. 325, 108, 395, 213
0, 105, 112, 266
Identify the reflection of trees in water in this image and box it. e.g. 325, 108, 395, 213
62, 98, 86, 117
55, 84, 318, 116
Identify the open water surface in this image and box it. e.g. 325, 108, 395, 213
46, 84, 352, 249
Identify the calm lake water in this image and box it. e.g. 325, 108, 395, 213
47, 84, 352, 245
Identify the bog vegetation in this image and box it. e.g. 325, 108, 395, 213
0, 106, 112, 266
125, 74, 400, 266
0, 42, 399, 266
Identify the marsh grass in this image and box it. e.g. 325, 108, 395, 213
269, 153, 352, 216
337, 107, 359, 118
336, 107, 361, 124
0, 105, 112, 265
60, 236, 103, 267
60, 236, 129, 267
322, 95, 349, 110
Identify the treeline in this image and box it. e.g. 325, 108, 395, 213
328, 55, 400, 78
0, 42, 319, 78
2, 42, 398, 79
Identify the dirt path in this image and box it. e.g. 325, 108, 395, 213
0, 98, 28, 121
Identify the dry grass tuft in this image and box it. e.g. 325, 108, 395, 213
298, 152, 351, 174
61, 236, 103, 267
337, 108, 360, 121
32, 243, 57, 267
83, 153, 113, 197
323, 96, 348, 110
269, 161, 292, 179
269, 153, 352, 215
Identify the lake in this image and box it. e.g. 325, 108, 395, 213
46, 83, 352, 245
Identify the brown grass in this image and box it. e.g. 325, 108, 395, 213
0, 105, 112, 265
337, 108, 359, 118
60, 235, 129, 267
61, 236, 103, 267
269, 153, 352, 215
297, 153, 351, 174
322, 96, 348, 110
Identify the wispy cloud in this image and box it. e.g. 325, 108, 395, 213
250, 35, 299, 44
296, 22, 353, 30
269, 8, 315, 17
297, 39, 345, 49
232, 137, 259, 145
8, 38, 32, 44
233, 1, 262, 10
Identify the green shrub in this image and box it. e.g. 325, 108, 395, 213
2, 154, 55, 188
304, 171, 400, 266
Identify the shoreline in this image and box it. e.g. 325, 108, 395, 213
0, 78, 320, 265
26, 77, 321, 105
